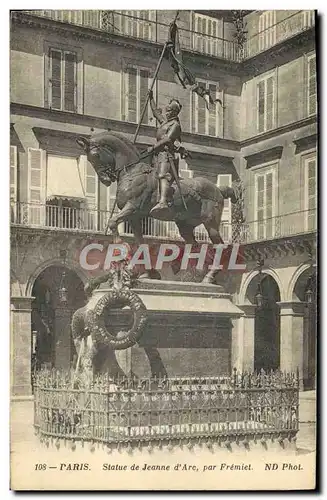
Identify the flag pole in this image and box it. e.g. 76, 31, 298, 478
133, 42, 169, 144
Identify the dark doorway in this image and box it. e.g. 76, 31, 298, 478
254, 275, 281, 372
31, 265, 86, 376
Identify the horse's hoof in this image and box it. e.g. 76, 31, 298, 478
149, 204, 173, 220
139, 270, 161, 280
202, 275, 216, 285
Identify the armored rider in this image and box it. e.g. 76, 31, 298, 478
146, 89, 184, 217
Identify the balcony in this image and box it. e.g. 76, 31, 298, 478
19, 10, 315, 63
21, 10, 239, 62
244, 10, 315, 59
11, 203, 316, 244
239, 209, 317, 242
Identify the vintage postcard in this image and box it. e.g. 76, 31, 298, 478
10, 8, 317, 491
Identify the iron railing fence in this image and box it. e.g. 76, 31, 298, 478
20, 10, 314, 62
239, 208, 317, 242
33, 368, 299, 449
244, 10, 315, 58
11, 202, 317, 243
22, 10, 238, 61
10, 201, 231, 241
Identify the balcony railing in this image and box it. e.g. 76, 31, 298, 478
11, 202, 316, 244
244, 10, 315, 59
22, 10, 239, 61
20, 10, 314, 62
239, 209, 317, 242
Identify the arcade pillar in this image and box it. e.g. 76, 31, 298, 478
11, 296, 34, 397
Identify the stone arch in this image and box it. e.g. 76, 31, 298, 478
25, 258, 88, 297
238, 267, 284, 304
286, 262, 313, 302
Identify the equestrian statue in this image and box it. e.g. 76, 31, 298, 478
76, 90, 237, 284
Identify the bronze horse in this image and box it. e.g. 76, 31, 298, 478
77, 131, 237, 283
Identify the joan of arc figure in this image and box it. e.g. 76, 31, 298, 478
146, 89, 185, 217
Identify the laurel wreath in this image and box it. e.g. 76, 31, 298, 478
87, 289, 148, 350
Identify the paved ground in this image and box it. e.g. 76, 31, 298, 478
10, 393, 316, 490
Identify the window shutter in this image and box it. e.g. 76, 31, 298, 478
259, 14, 264, 51
82, 10, 100, 28
10, 145, 18, 222
194, 15, 200, 51
10, 145, 17, 203
28, 148, 45, 225
195, 80, 207, 135
256, 174, 265, 239
192, 80, 221, 136
208, 83, 218, 136
269, 11, 276, 46
303, 10, 315, 28
126, 67, 137, 123
127, 10, 137, 37
217, 174, 232, 221
306, 157, 316, 230
139, 10, 146, 39
308, 56, 316, 116
81, 155, 98, 230
217, 174, 232, 241
179, 159, 193, 180
266, 76, 274, 131
64, 51, 77, 112
257, 80, 265, 132
265, 172, 273, 237
140, 69, 150, 124
197, 94, 206, 135
107, 182, 117, 213
138, 10, 154, 41
255, 169, 276, 239
257, 75, 275, 132
259, 11, 276, 51
50, 49, 62, 110
85, 160, 97, 208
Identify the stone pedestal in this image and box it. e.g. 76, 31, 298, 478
11, 296, 33, 397
278, 301, 304, 387
93, 279, 243, 378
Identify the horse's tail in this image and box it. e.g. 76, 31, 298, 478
219, 186, 238, 204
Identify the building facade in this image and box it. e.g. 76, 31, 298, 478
10, 10, 317, 396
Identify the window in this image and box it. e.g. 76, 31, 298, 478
10, 146, 17, 222
307, 54, 317, 117
123, 66, 152, 125
179, 158, 193, 180
304, 153, 317, 231
258, 11, 276, 51
191, 80, 222, 136
106, 182, 125, 234
217, 174, 232, 241
254, 165, 277, 240
10, 146, 17, 203
118, 11, 156, 41
257, 73, 276, 133
48, 48, 77, 112
192, 13, 223, 57
303, 10, 315, 29
27, 148, 46, 225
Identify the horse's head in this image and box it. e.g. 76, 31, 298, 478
76, 131, 140, 182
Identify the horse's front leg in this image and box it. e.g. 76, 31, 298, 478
107, 202, 136, 242
130, 217, 161, 280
